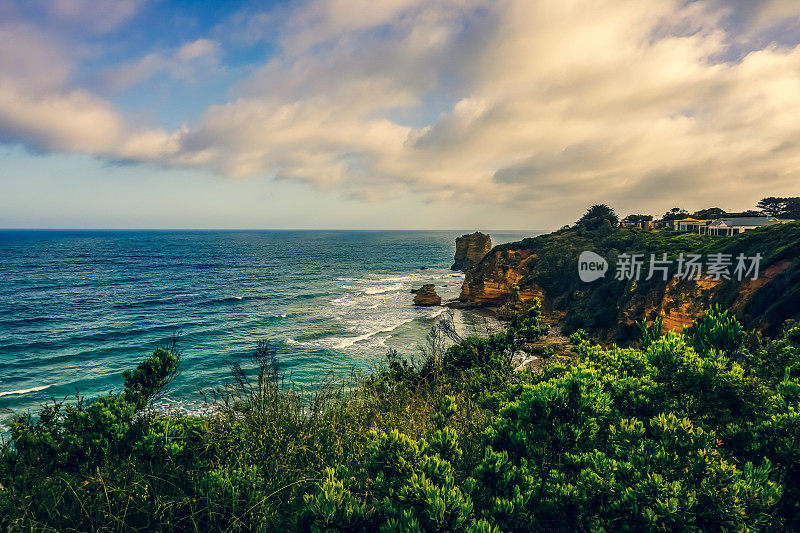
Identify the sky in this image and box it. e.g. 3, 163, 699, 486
1, 0, 800, 230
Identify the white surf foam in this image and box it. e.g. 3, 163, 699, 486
363, 283, 404, 295
0, 384, 51, 397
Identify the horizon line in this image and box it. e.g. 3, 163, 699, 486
0, 227, 553, 233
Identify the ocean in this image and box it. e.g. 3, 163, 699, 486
0, 230, 536, 426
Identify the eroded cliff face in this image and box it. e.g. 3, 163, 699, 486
618, 261, 795, 333
618, 278, 723, 332
459, 241, 798, 336
451, 232, 492, 271
459, 248, 548, 317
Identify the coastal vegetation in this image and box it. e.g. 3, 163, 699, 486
2, 301, 800, 531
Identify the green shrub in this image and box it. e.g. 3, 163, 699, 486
3, 308, 800, 530
686, 304, 745, 357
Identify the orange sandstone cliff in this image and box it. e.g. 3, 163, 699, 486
455, 224, 800, 338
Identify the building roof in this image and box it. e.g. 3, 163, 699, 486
674, 218, 712, 225
707, 216, 781, 228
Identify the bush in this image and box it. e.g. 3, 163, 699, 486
3, 308, 800, 530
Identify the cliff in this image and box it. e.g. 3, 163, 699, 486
451, 232, 492, 271
458, 222, 800, 338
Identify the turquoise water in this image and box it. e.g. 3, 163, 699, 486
0, 230, 534, 424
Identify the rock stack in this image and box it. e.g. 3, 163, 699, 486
413, 284, 442, 306
451, 232, 492, 271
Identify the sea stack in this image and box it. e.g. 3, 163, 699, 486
413, 284, 442, 306
451, 232, 492, 271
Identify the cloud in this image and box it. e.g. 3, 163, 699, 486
171, 0, 800, 212
49, 0, 142, 33
0, 23, 72, 90
3, 0, 800, 220
0, 80, 179, 160
102, 39, 221, 92
0, 14, 177, 161
173, 0, 493, 196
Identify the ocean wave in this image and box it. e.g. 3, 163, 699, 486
150, 396, 212, 418
293, 292, 331, 300
428, 307, 447, 319
333, 317, 416, 349
294, 329, 351, 342
370, 274, 420, 283
363, 283, 404, 295
194, 263, 222, 269
0, 323, 185, 354
0, 384, 51, 398
113, 293, 200, 309
287, 313, 422, 351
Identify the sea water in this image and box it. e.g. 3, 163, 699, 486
0, 230, 536, 425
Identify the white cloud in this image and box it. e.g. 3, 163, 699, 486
3, 0, 800, 221
748, 0, 800, 30
0, 82, 124, 153
174, 0, 800, 215
102, 39, 221, 92
0, 80, 178, 161
0, 14, 177, 161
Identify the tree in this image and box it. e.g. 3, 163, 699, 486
661, 207, 689, 221
622, 214, 653, 223
757, 197, 800, 219
505, 298, 550, 351
692, 207, 727, 219
576, 204, 619, 230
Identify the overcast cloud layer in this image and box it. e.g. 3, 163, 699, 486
2, 0, 800, 221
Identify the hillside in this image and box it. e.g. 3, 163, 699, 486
458, 221, 800, 338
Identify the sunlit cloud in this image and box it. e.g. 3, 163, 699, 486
1, 0, 800, 219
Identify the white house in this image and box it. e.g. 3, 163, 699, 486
672, 216, 792, 235
701, 216, 789, 236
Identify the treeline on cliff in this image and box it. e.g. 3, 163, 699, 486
3, 302, 800, 531
483, 206, 800, 336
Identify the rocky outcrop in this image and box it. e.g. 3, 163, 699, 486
459, 248, 546, 314
451, 232, 492, 271
413, 284, 442, 306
